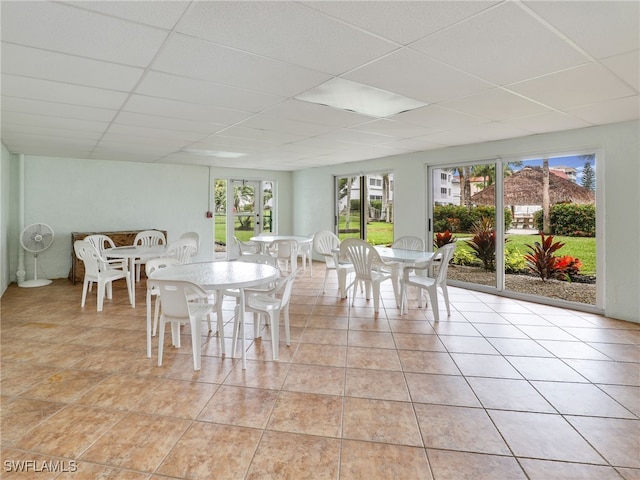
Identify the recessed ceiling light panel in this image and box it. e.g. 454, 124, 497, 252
295, 78, 428, 118
180, 148, 247, 158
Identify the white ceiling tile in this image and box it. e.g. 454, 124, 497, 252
66, 1, 190, 30
2, 111, 108, 133
420, 130, 485, 147
114, 111, 224, 135
508, 63, 637, 109
198, 126, 303, 145
304, 1, 499, 45
1, 96, 117, 122
459, 122, 535, 141
506, 111, 593, 134
524, 0, 640, 59
1, 123, 103, 141
348, 119, 439, 138
123, 95, 252, 125
135, 71, 285, 112
264, 99, 371, 128
312, 129, 397, 147
1, 43, 145, 91
1, 74, 129, 109
439, 88, 553, 121
345, 47, 494, 104
393, 105, 487, 130
152, 35, 331, 97
238, 115, 336, 137
601, 50, 640, 91
1, 1, 168, 67
566, 96, 640, 125
105, 123, 205, 142
411, 2, 589, 85
98, 132, 192, 149
175, 2, 398, 75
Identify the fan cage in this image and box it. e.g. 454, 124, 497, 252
21, 223, 54, 252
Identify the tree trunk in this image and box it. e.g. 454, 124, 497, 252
542, 157, 551, 234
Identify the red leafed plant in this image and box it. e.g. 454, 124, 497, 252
524, 232, 567, 281
554, 255, 583, 281
434, 229, 456, 249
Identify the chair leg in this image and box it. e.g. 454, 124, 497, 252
441, 284, 451, 317
427, 288, 440, 322
372, 282, 381, 313
191, 318, 201, 370
157, 316, 166, 366
152, 297, 161, 336
321, 269, 330, 293
283, 309, 291, 346
81, 279, 89, 307
97, 280, 106, 312
270, 310, 280, 360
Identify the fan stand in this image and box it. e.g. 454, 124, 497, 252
20, 252, 52, 288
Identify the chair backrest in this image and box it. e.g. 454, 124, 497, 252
275, 270, 298, 308
272, 239, 298, 259
180, 232, 199, 255
165, 238, 197, 264
392, 236, 424, 251
234, 236, 258, 255
432, 243, 457, 285
74, 240, 102, 277
145, 257, 181, 277
134, 230, 166, 247
84, 234, 115, 255
313, 231, 339, 256
236, 254, 278, 267
340, 238, 381, 280
146, 279, 207, 319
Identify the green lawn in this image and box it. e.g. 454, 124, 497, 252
453, 233, 596, 275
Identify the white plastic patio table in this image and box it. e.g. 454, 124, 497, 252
375, 246, 434, 309
249, 235, 312, 254
104, 245, 166, 308
148, 261, 279, 368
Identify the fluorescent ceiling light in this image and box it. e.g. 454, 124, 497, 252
180, 148, 246, 158
295, 78, 428, 118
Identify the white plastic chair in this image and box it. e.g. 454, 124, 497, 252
297, 235, 314, 275
270, 239, 298, 273
84, 234, 127, 273
217, 254, 279, 345
392, 236, 424, 251
312, 231, 355, 297
400, 243, 457, 320
147, 279, 216, 370
244, 270, 297, 360
145, 257, 182, 338
180, 232, 200, 255
340, 238, 396, 314
164, 237, 197, 264
133, 230, 166, 282
74, 240, 132, 312
234, 236, 259, 256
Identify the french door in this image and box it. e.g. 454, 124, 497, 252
214, 179, 273, 259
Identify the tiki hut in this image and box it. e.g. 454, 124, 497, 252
469, 166, 595, 206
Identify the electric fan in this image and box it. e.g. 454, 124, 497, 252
19, 223, 55, 287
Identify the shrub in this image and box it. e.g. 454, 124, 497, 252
505, 246, 526, 273
434, 230, 456, 248
524, 232, 567, 281
465, 217, 506, 271
452, 248, 476, 266
434, 205, 513, 232
555, 255, 583, 281
533, 204, 595, 237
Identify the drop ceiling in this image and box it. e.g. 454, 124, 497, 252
1, 1, 638, 171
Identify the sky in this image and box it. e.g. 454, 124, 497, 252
513, 154, 596, 186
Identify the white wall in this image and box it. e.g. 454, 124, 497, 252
293, 121, 640, 323
0, 143, 15, 295
6, 156, 292, 284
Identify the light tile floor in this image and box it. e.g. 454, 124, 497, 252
1, 263, 639, 479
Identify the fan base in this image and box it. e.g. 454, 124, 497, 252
20, 279, 52, 288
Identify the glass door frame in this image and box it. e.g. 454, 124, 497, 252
426, 158, 504, 292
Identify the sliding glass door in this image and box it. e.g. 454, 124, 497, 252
429, 153, 598, 308
335, 173, 394, 245
429, 162, 500, 291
